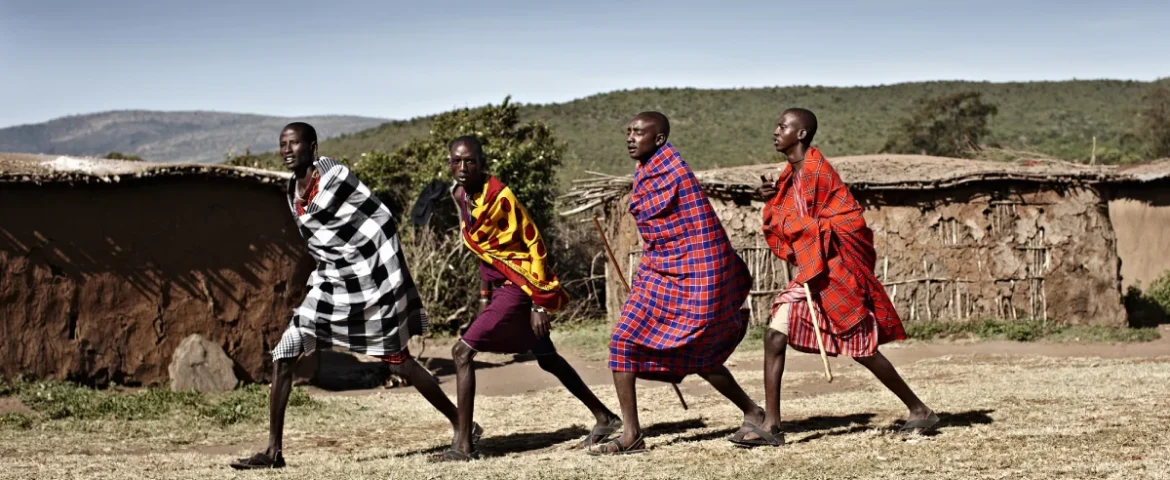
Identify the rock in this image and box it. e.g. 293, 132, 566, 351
169, 334, 238, 393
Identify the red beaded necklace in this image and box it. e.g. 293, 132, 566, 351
294, 169, 321, 216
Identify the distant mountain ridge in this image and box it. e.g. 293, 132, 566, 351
259, 79, 1167, 179
0, 110, 387, 164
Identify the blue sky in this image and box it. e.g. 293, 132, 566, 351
1, 0, 1167, 128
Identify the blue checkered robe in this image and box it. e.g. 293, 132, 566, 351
609, 144, 751, 380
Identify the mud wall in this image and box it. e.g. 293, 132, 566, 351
1104, 182, 1170, 289
606, 182, 1126, 326
0, 178, 310, 385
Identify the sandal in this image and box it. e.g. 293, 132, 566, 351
229, 451, 286, 470
728, 423, 784, 447
429, 448, 479, 462
579, 417, 624, 448
586, 434, 646, 456
898, 412, 940, 435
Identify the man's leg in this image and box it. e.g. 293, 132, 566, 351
758, 302, 792, 434
760, 328, 789, 431
853, 351, 934, 421
451, 340, 478, 454
698, 366, 765, 428
534, 346, 621, 438
608, 371, 641, 448
231, 357, 295, 469
387, 357, 458, 427
265, 358, 295, 457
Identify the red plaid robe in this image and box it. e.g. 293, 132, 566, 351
610, 143, 751, 381
763, 147, 905, 354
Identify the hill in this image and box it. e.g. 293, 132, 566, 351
247, 79, 1163, 180
0, 111, 387, 164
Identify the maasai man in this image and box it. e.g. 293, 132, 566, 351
588, 112, 764, 455
436, 136, 622, 461
737, 108, 937, 447
231, 123, 465, 469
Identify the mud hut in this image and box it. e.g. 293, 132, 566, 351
563, 154, 1161, 328
0, 153, 308, 385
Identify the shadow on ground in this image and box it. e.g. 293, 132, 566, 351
305, 351, 522, 391
665, 409, 995, 446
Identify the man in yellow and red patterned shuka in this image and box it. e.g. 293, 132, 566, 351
431, 136, 621, 462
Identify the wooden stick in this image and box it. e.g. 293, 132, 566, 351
593, 216, 629, 292
592, 215, 688, 409
802, 283, 833, 383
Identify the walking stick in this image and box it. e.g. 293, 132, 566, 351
802, 283, 834, 383
592, 215, 689, 410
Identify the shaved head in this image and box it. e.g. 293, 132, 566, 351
634, 111, 670, 138
781, 108, 817, 146
282, 122, 318, 145
448, 135, 484, 159
627, 111, 671, 161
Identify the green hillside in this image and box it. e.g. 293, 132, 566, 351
246, 80, 1164, 180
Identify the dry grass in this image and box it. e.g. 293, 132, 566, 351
2, 351, 1168, 479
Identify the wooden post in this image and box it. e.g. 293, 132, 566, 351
1090, 136, 1097, 165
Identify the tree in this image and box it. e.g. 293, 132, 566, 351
882, 91, 999, 158
103, 151, 143, 161
353, 96, 565, 229
1138, 84, 1170, 159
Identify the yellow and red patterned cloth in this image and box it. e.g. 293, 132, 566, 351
456, 176, 569, 312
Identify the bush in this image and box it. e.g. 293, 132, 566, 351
883, 91, 998, 158
351, 96, 609, 331
1124, 271, 1170, 327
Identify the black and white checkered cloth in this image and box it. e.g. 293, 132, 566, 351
272, 157, 428, 360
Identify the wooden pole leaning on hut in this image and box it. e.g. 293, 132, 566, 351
802, 283, 834, 383
591, 215, 689, 410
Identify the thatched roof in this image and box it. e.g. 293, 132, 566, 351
0, 152, 290, 186
560, 154, 1170, 215
1115, 158, 1170, 182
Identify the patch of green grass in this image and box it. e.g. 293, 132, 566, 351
0, 379, 320, 428
549, 321, 613, 358
905, 318, 1160, 343
0, 412, 34, 430
1046, 325, 1162, 343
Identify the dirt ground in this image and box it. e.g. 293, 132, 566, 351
2, 331, 1169, 479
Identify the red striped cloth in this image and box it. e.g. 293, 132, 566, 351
771, 286, 878, 357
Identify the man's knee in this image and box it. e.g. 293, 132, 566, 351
451, 341, 475, 367
765, 328, 789, 352
535, 353, 564, 372
852, 354, 877, 366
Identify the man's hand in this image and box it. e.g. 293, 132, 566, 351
757, 174, 778, 200
530, 308, 551, 338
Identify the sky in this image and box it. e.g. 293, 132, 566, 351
1, 0, 1168, 128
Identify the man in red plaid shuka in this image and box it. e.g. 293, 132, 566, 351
732, 108, 937, 448
588, 112, 764, 455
